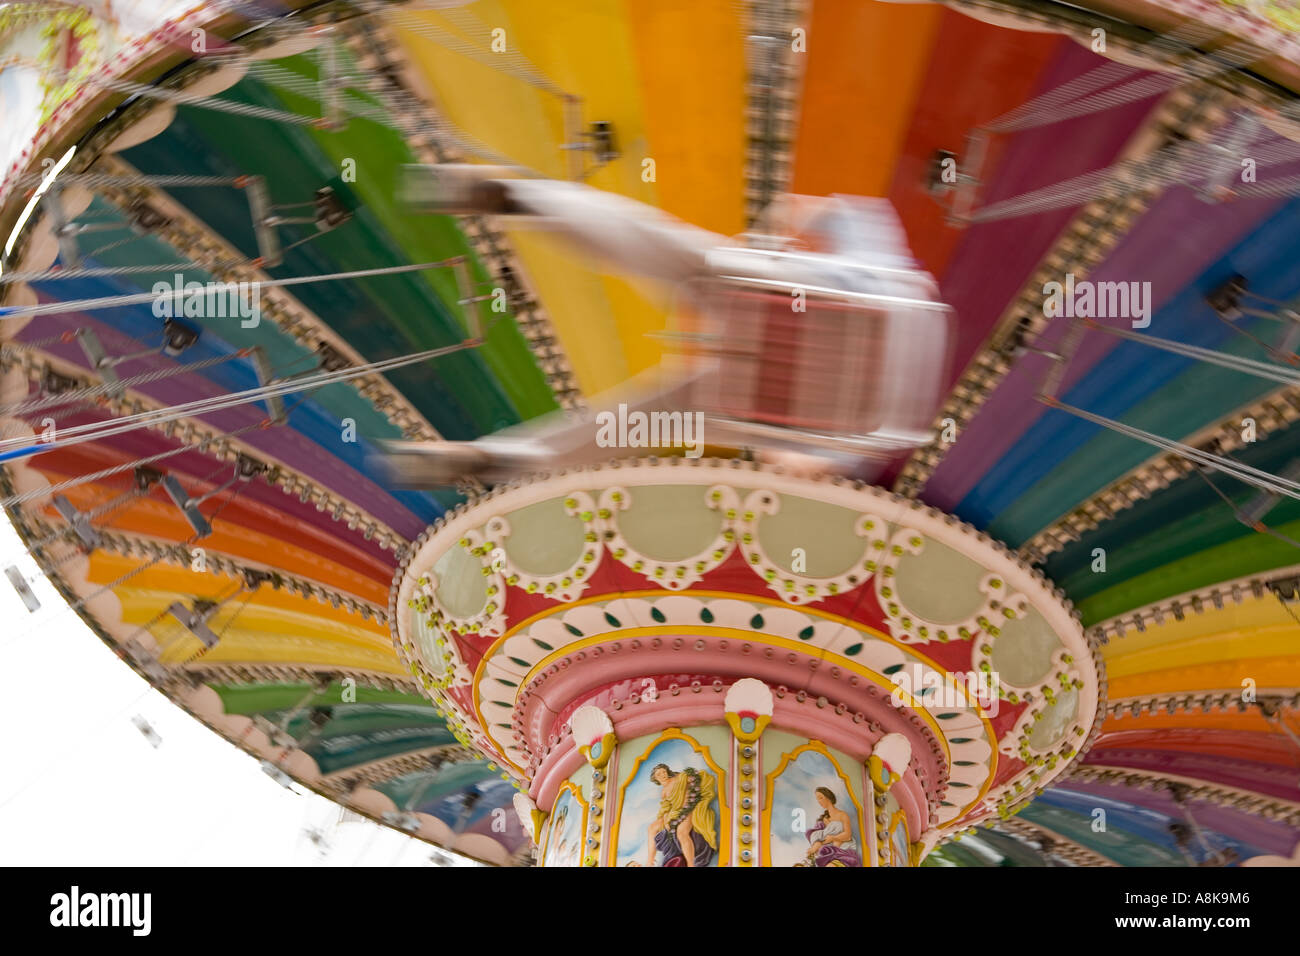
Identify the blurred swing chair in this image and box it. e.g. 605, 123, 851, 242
382, 165, 954, 486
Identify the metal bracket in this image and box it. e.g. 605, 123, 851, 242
165, 598, 221, 648
52, 494, 101, 549
249, 345, 286, 424
4, 565, 40, 612
161, 476, 213, 538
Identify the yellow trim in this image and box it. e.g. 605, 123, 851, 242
1104, 626, 1300, 679
511, 626, 950, 757
528, 808, 546, 845
579, 731, 617, 769
725, 712, 771, 743
887, 809, 910, 868
487, 588, 898, 647
608, 727, 730, 867
1100, 595, 1296, 656
540, 780, 588, 868
761, 740, 866, 867
473, 585, 968, 718
471, 587, 989, 719
465, 590, 999, 817
867, 754, 901, 793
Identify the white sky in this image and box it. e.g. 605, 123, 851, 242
0, 517, 478, 867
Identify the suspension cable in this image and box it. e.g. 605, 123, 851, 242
970, 129, 1300, 223
1193, 468, 1300, 552
0, 337, 477, 459
0, 262, 199, 285
360, 1, 568, 98
0, 418, 269, 508
0, 350, 252, 417
1079, 319, 1300, 383
0, 259, 469, 322
1039, 395, 1300, 501
983, 22, 1235, 133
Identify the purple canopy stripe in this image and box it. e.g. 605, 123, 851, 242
1059, 781, 1300, 858
921, 148, 1297, 513
17, 309, 429, 540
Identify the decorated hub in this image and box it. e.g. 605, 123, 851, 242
393, 460, 1103, 865
4, 0, 1300, 868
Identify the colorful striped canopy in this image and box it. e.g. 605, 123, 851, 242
1, 0, 1298, 865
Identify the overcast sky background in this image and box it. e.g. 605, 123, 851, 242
0, 517, 476, 867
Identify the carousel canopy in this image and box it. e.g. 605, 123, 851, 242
1, 0, 1298, 865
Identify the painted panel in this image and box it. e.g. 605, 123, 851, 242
763, 740, 865, 867
540, 781, 588, 868
612, 728, 728, 867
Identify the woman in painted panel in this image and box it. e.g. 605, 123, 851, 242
548, 803, 573, 865
644, 763, 718, 867
800, 787, 861, 867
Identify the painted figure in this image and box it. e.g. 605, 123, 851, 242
645, 763, 718, 867
549, 804, 571, 864
801, 787, 861, 867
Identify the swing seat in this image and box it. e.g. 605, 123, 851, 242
683, 196, 952, 450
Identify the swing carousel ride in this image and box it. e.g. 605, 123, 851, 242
2, 0, 1300, 867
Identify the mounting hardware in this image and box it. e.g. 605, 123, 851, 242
4, 565, 40, 612
133, 466, 165, 492
52, 494, 101, 549
162, 476, 213, 538
560, 114, 619, 178
588, 121, 618, 165
260, 760, 295, 788
315, 342, 350, 373
235, 453, 267, 479
314, 186, 352, 231
127, 200, 171, 233
248, 346, 286, 424
41, 367, 80, 396
382, 811, 421, 833
1206, 274, 1247, 321
162, 318, 200, 356
75, 322, 200, 398
1268, 575, 1300, 605
166, 598, 221, 648
246, 175, 281, 266
927, 148, 958, 196
132, 715, 163, 748
240, 567, 276, 591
